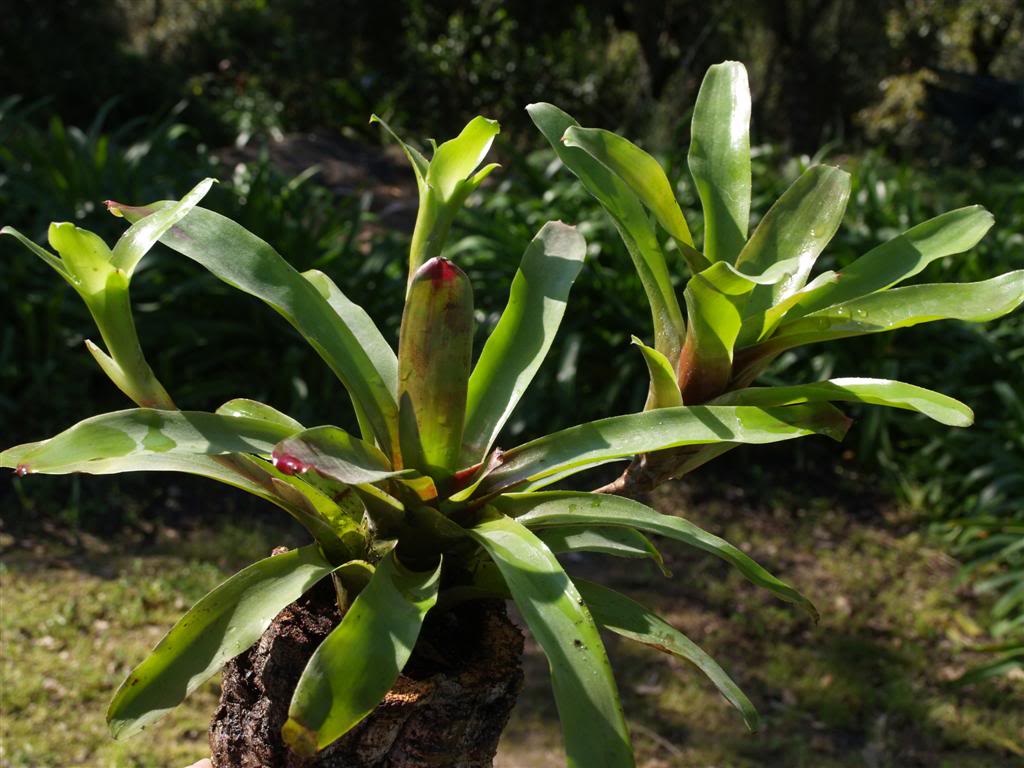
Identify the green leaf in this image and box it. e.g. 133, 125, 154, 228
469, 513, 635, 768
735, 165, 851, 317
1, 226, 71, 279
369, 114, 428, 192
302, 269, 398, 397
283, 552, 441, 755
398, 257, 474, 477
676, 261, 760, 403
536, 525, 669, 575
688, 61, 752, 264
271, 426, 405, 485
216, 398, 305, 432
575, 580, 758, 730
785, 205, 995, 319
109, 203, 400, 459
495, 491, 818, 620
631, 336, 683, 409
462, 222, 586, 463
107, 545, 336, 739
528, 103, 686, 362
426, 116, 500, 201
1, 409, 298, 475
401, 116, 501, 278
563, 126, 695, 250
109, 177, 215, 275
711, 377, 973, 427
476, 404, 850, 495
746, 271, 1024, 361
737, 269, 840, 346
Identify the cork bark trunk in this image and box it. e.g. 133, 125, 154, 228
208, 577, 524, 768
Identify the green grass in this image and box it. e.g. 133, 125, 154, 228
3, 482, 1021, 767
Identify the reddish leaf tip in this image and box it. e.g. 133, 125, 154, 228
417, 257, 463, 285
271, 452, 308, 476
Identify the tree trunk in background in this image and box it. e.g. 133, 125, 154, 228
209, 579, 524, 768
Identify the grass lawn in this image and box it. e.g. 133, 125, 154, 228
2, 480, 1021, 767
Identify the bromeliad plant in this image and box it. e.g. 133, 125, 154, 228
3, 61, 1023, 767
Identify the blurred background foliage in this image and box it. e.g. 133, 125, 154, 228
1, 0, 1022, 669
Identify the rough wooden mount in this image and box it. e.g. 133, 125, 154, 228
209, 576, 524, 768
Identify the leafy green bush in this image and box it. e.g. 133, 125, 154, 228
5, 62, 1022, 765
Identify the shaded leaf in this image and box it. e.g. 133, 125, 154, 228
398, 257, 473, 477
631, 336, 683, 409
576, 579, 759, 730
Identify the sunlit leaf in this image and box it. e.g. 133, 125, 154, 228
677, 261, 760, 403
528, 102, 686, 362
108, 545, 336, 739
496, 491, 818, 619
712, 377, 973, 427
108, 203, 400, 459
785, 205, 995, 319
462, 222, 586, 463
562, 126, 695, 250
1, 409, 298, 475
688, 61, 751, 264
736, 165, 850, 317
740, 271, 1024, 369
469, 513, 635, 768
476, 404, 850, 495
631, 336, 683, 409
283, 552, 440, 755
109, 177, 215, 275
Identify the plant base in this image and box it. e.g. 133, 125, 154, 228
209, 577, 524, 768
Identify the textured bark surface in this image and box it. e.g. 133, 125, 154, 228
209, 575, 524, 768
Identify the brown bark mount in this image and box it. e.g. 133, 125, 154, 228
209, 577, 524, 768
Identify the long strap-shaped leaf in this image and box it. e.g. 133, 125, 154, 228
735, 165, 851, 317
469, 513, 635, 768
536, 525, 668, 575
107, 545, 336, 739
494, 491, 818, 619
741, 271, 1024, 367
575, 580, 759, 730
476, 403, 849, 495
562, 126, 696, 253
283, 552, 441, 755
528, 103, 686, 363
109, 202, 400, 459
711, 377, 973, 427
462, 222, 586, 463
688, 61, 752, 265
784, 205, 995, 320
1, 409, 298, 474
